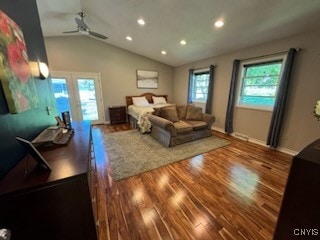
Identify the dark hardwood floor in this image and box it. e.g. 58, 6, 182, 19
91, 123, 292, 240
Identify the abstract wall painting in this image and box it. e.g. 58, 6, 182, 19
0, 10, 38, 113
136, 69, 158, 89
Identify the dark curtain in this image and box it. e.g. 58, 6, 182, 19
224, 60, 240, 134
205, 65, 215, 114
187, 69, 194, 104
267, 48, 296, 148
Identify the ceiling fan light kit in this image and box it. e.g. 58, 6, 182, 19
78, 28, 89, 35
63, 12, 108, 40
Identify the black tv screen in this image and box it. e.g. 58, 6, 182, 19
16, 137, 51, 171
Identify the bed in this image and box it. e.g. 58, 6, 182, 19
126, 93, 172, 133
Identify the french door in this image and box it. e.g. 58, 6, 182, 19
51, 72, 104, 125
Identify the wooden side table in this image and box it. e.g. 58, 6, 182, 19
109, 106, 127, 124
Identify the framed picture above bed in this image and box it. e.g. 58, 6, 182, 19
136, 69, 158, 89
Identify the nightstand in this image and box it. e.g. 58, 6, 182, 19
109, 106, 127, 124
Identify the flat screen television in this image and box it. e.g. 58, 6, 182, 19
16, 137, 52, 171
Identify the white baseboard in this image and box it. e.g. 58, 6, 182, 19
211, 126, 225, 133
211, 126, 297, 156
276, 147, 298, 156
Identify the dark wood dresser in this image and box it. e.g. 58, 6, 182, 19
109, 106, 127, 124
273, 139, 320, 239
0, 121, 98, 240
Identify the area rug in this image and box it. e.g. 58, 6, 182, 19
103, 130, 230, 180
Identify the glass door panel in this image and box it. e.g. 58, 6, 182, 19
77, 78, 99, 121
51, 78, 72, 119
51, 72, 104, 125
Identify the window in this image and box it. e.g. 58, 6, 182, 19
237, 57, 285, 109
190, 71, 210, 102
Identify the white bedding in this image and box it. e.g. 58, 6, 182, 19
128, 103, 173, 133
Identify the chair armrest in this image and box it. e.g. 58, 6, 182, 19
202, 113, 215, 128
149, 115, 177, 136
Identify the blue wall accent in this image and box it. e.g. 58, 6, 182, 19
0, 0, 58, 179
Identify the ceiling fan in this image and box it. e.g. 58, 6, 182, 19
63, 12, 108, 40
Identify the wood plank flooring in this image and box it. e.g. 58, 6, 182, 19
91, 123, 292, 240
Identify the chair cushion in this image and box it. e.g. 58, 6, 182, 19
152, 108, 162, 117
182, 120, 208, 130
173, 121, 193, 134
185, 105, 203, 120
176, 105, 187, 119
161, 106, 179, 122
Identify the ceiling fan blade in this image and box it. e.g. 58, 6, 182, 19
63, 30, 79, 34
89, 31, 108, 40
64, 12, 108, 40
75, 17, 88, 29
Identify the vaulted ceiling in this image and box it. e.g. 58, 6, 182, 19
36, 0, 320, 67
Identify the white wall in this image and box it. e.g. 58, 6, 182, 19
173, 27, 320, 153
44, 36, 174, 122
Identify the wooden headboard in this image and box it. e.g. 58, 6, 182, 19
126, 93, 168, 107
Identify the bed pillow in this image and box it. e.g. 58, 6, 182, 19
152, 96, 167, 105
132, 97, 150, 106
185, 105, 203, 121
161, 106, 179, 122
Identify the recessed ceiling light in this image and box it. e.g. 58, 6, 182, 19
137, 18, 145, 26
161, 50, 167, 55
126, 36, 132, 41
180, 40, 187, 45
214, 19, 224, 28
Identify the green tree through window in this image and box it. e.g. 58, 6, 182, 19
239, 61, 283, 108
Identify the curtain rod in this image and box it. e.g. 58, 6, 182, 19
193, 64, 216, 71
239, 48, 301, 62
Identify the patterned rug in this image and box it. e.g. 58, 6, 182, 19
103, 130, 230, 180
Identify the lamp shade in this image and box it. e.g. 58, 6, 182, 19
29, 61, 49, 80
